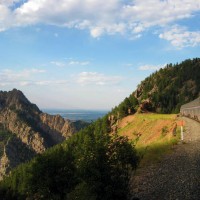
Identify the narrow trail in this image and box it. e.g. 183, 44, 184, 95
131, 117, 200, 200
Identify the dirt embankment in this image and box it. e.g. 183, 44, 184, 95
131, 117, 200, 200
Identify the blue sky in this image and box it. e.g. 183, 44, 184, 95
0, 0, 200, 110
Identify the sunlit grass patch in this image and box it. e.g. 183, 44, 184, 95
136, 126, 181, 167
118, 113, 180, 168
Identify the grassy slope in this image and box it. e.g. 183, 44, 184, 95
117, 113, 181, 167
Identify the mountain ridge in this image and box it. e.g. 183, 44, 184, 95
0, 89, 88, 179
134, 58, 200, 113
109, 58, 200, 123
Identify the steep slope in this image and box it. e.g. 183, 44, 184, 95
117, 113, 177, 145
134, 58, 200, 113
117, 113, 179, 165
110, 58, 200, 121
0, 89, 88, 179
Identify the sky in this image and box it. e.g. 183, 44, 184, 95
0, 0, 200, 110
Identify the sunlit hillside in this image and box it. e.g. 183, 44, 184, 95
118, 113, 180, 165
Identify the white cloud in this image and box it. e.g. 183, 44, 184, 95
77, 71, 123, 86
0, 0, 200, 37
68, 60, 90, 66
139, 64, 166, 71
0, 4, 12, 31
0, 0, 200, 45
159, 25, 200, 48
0, 68, 45, 79
29, 68, 46, 73
51, 60, 90, 67
12, 80, 68, 87
51, 61, 65, 67
0, 0, 22, 6
132, 24, 145, 34
34, 80, 68, 86
124, 63, 134, 67
0, 68, 46, 86
0, 67, 69, 87
121, 0, 198, 27
90, 27, 104, 38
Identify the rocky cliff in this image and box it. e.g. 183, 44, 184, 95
0, 89, 88, 179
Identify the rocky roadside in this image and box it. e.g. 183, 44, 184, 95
130, 117, 200, 200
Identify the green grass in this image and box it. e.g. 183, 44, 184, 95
136, 113, 177, 120
136, 127, 181, 167
137, 139, 177, 165
118, 113, 180, 169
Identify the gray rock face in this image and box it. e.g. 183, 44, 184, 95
0, 137, 36, 178
39, 113, 75, 138
0, 89, 88, 179
0, 89, 40, 113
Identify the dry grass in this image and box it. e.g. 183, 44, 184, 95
118, 113, 180, 167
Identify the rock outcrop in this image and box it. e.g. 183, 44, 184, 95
0, 89, 88, 179
0, 136, 36, 178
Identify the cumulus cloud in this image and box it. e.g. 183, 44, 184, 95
139, 64, 166, 71
159, 25, 200, 48
121, 0, 198, 27
0, 0, 200, 46
77, 71, 123, 86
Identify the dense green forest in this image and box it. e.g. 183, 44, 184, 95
110, 58, 200, 118
0, 116, 139, 200
140, 58, 200, 113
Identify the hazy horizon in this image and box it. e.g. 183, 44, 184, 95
0, 1, 200, 110
42, 108, 108, 122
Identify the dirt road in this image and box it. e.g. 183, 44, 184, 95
131, 117, 200, 200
